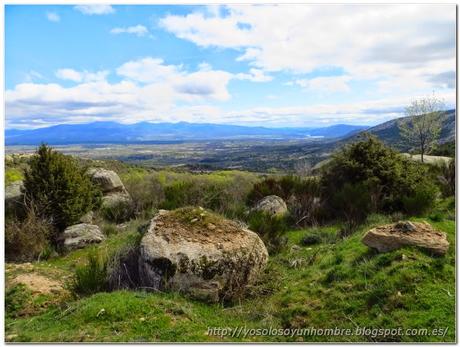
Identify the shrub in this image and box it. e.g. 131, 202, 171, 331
23, 144, 101, 230
107, 240, 142, 291
321, 135, 433, 217
436, 160, 455, 197
248, 211, 288, 254
402, 183, 438, 216
331, 182, 373, 236
5, 206, 54, 262
100, 197, 135, 224
70, 250, 108, 296
123, 173, 165, 216
160, 171, 256, 219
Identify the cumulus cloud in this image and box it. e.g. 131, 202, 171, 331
291, 75, 352, 93
236, 68, 272, 82
46, 12, 60, 22
74, 5, 115, 15
160, 4, 455, 93
110, 25, 149, 37
6, 57, 243, 127
55, 69, 109, 83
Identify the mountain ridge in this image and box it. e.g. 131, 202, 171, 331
5, 121, 368, 145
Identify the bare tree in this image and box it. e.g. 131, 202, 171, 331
399, 94, 445, 163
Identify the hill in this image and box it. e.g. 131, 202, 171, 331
5, 122, 368, 145
343, 109, 455, 150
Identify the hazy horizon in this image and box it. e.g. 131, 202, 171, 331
6, 4, 456, 130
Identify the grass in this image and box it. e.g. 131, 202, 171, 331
5, 200, 455, 342
5, 167, 23, 185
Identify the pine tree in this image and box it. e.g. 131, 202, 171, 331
23, 144, 101, 230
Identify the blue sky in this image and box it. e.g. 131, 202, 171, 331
5, 4, 456, 129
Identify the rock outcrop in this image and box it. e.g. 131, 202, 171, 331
60, 223, 106, 251
362, 221, 449, 256
138, 208, 268, 302
87, 168, 133, 220
87, 168, 126, 194
253, 195, 288, 217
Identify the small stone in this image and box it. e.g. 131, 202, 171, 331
139, 317, 145, 322
190, 218, 198, 223
6, 334, 18, 341
207, 223, 216, 230
291, 245, 301, 251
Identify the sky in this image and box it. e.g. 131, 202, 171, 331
5, 4, 457, 129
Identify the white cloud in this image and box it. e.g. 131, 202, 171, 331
74, 5, 114, 15
291, 75, 352, 93
46, 12, 60, 22
160, 4, 455, 94
110, 25, 149, 37
55, 68, 109, 83
6, 57, 239, 128
236, 68, 272, 82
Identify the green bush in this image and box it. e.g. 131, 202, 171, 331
70, 250, 108, 296
160, 172, 256, 219
436, 160, 455, 197
321, 135, 433, 217
5, 207, 54, 262
248, 211, 288, 254
332, 182, 373, 236
100, 197, 135, 224
402, 183, 438, 216
123, 173, 165, 216
23, 144, 101, 230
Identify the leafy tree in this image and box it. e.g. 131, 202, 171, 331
399, 95, 445, 162
23, 144, 101, 230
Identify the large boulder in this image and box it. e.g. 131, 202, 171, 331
253, 195, 288, 217
87, 168, 126, 194
362, 221, 449, 256
5, 181, 24, 215
139, 208, 268, 302
60, 223, 106, 251
87, 168, 133, 221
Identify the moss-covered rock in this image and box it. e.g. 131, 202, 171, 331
139, 208, 268, 302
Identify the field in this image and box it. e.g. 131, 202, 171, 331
5, 198, 455, 342
6, 138, 332, 173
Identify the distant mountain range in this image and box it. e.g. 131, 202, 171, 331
343, 109, 456, 150
5, 121, 368, 145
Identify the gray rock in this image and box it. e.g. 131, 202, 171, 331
61, 223, 106, 251
138, 208, 268, 302
87, 168, 126, 194
253, 195, 288, 217
362, 221, 449, 256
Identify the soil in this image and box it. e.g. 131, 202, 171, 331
153, 208, 248, 244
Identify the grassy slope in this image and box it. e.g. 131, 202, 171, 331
5, 201, 455, 342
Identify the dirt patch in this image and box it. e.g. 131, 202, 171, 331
12, 273, 65, 295
156, 208, 248, 244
